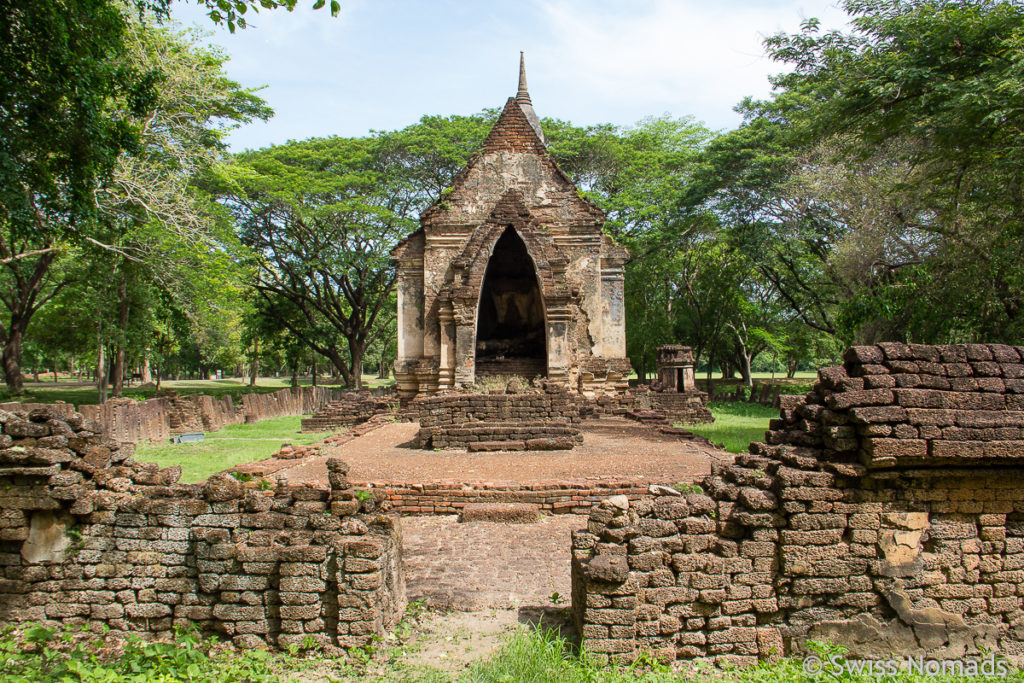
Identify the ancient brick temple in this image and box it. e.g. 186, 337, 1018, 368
392, 55, 631, 400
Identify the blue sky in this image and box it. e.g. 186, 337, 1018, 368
170, 0, 851, 151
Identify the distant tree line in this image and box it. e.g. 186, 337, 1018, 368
3, 0, 1022, 399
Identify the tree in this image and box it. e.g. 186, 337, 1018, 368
93, 18, 267, 396
695, 0, 1024, 348
0, 0, 336, 394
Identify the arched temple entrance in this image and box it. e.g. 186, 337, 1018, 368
474, 227, 547, 378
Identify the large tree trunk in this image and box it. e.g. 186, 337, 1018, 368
112, 348, 126, 397
111, 277, 130, 397
2, 325, 25, 394
349, 341, 365, 390
141, 352, 152, 383
312, 359, 317, 387
249, 339, 258, 386
96, 340, 107, 404
741, 353, 753, 387
0, 249, 59, 394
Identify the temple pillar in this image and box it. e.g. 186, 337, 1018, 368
545, 303, 571, 383
395, 258, 425, 400
600, 258, 627, 358
438, 302, 456, 388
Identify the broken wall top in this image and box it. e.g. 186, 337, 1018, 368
776, 343, 1024, 469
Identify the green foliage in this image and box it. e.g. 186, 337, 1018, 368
0, 622, 280, 682
223, 114, 489, 388
694, 0, 1024, 347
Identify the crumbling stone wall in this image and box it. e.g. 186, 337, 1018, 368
646, 392, 713, 425
572, 343, 1024, 663
576, 388, 711, 425
300, 392, 398, 433
72, 386, 343, 443
0, 407, 405, 649
415, 385, 582, 451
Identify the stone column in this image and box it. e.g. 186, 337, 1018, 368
395, 259, 424, 399
545, 304, 571, 383
438, 302, 456, 389
600, 258, 627, 359
454, 321, 476, 387
396, 259, 424, 361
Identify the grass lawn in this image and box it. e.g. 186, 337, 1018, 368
1, 374, 395, 408
134, 415, 335, 483
681, 401, 778, 454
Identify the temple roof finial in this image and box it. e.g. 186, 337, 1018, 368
517, 51, 531, 105
515, 52, 545, 144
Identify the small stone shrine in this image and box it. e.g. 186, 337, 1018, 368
648, 345, 713, 423
392, 54, 631, 401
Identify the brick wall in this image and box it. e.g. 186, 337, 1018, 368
414, 386, 582, 450
359, 479, 656, 515
0, 406, 405, 649
571, 343, 1024, 664
300, 393, 398, 433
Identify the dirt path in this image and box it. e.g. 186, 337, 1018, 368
279, 417, 725, 486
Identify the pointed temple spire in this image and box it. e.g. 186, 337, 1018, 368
516, 51, 532, 105
515, 52, 546, 145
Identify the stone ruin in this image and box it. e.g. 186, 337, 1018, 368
9, 341, 1024, 667
633, 345, 713, 425
392, 55, 630, 401
300, 392, 398, 433
413, 381, 582, 451
0, 406, 405, 649
571, 343, 1024, 663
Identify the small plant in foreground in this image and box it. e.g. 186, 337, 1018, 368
0, 622, 280, 682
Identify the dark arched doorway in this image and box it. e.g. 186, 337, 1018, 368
475, 227, 546, 378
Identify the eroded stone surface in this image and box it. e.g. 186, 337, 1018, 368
571, 343, 1024, 663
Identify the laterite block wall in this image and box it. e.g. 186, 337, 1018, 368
572, 343, 1024, 663
0, 407, 405, 649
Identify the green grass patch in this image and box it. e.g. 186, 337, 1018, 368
681, 401, 778, 454
0, 623, 287, 682
134, 415, 334, 483
465, 627, 1015, 682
